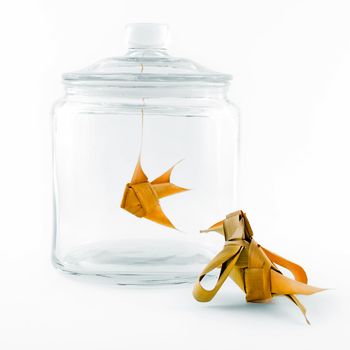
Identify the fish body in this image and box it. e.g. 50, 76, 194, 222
121, 158, 188, 229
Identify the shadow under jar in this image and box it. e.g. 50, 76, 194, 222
52, 23, 239, 285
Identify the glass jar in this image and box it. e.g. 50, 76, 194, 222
52, 23, 239, 284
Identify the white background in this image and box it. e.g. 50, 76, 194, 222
1, 0, 349, 349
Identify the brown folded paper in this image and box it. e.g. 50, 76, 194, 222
193, 210, 324, 324
120, 108, 188, 229
121, 158, 188, 228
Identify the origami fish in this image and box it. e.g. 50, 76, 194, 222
193, 210, 324, 324
120, 157, 188, 229
120, 105, 188, 229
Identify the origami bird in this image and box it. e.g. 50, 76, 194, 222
193, 210, 324, 324
120, 157, 188, 229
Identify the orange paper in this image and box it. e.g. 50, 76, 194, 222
193, 210, 324, 324
120, 108, 188, 229
121, 158, 188, 228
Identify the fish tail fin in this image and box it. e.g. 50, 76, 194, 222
151, 159, 184, 184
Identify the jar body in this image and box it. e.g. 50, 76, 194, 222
52, 86, 239, 284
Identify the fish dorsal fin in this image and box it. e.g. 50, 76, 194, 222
144, 204, 176, 229
131, 158, 148, 184
151, 160, 183, 184
200, 220, 225, 235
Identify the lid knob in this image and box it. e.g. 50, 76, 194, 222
126, 23, 169, 49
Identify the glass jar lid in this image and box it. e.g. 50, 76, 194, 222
63, 23, 232, 85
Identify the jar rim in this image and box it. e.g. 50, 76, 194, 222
63, 73, 232, 84
63, 53, 232, 86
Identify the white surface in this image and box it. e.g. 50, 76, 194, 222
1, 0, 349, 349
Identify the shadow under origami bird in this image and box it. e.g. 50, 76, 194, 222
193, 210, 325, 324
120, 157, 189, 229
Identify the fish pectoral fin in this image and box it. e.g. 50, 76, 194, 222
131, 158, 148, 184
261, 246, 308, 283
151, 183, 189, 199
144, 204, 176, 229
200, 220, 225, 235
271, 269, 324, 296
151, 160, 183, 184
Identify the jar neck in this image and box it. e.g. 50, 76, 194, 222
124, 47, 170, 58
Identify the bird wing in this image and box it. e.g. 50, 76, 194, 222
261, 246, 308, 283
271, 269, 324, 295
